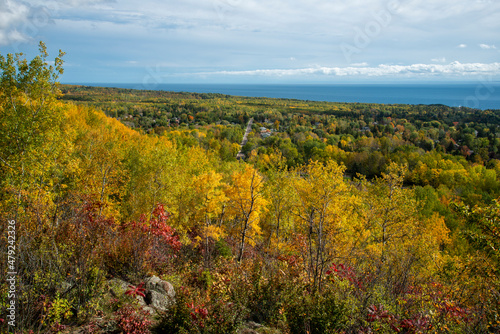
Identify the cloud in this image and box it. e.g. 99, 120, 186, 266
351, 62, 369, 67
0, 29, 30, 46
431, 57, 446, 63
4, 0, 499, 84
0, 0, 29, 29
479, 43, 496, 49
61, 0, 114, 6
201, 62, 500, 78
0, 0, 30, 45
0, 0, 117, 46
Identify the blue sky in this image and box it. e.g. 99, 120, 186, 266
1, 0, 499, 84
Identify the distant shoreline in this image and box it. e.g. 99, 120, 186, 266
62, 83, 500, 110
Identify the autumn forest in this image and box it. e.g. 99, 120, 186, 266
1, 44, 500, 333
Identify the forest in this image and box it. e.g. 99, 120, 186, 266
1, 44, 500, 333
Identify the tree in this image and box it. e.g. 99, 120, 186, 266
0, 42, 65, 218
292, 160, 354, 291
357, 163, 450, 297
225, 165, 268, 262
261, 152, 296, 253
191, 170, 228, 266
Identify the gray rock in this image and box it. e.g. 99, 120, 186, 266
143, 275, 175, 311
145, 290, 173, 311
142, 306, 155, 315
144, 275, 175, 295
246, 321, 263, 330
106, 276, 175, 312
60, 281, 73, 294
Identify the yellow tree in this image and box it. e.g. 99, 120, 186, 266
164, 146, 216, 237
358, 163, 450, 296
121, 135, 177, 221
292, 160, 355, 291
260, 151, 296, 253
67, 105, 134, 219
225, 164, 268, 262
122, 137, 214, 241
191, 170, 228, 266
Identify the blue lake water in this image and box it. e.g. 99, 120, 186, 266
77, 83, 500, 110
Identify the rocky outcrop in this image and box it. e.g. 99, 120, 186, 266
107, 275, 175, 313
144, 275, 175, 311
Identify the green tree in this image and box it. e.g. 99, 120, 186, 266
0, 42, 65, 217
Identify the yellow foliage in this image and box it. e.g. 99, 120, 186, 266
291, 160, 357, 286
225, 165, 268, 260
192, 170, 227, 219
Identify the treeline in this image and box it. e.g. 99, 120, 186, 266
62, 85, 500, 203
1, 47, 499, 333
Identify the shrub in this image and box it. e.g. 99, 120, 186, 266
285, 287, 347, 334
153, 285, 247, 334
115, 305, 152, 334
105, 203, 181, 280
152, 287, 192, 334
215, 238, 232, 258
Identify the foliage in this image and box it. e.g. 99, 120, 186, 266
115, 304, 152, 334
2, 45, 500, 333
225, 165, 268, 261
285, 287, 347, 334
152, 287, 192, 334
105, 203, 181, 279
153, 284, 246, 334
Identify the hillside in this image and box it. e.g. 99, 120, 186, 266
1, 46, 499, 333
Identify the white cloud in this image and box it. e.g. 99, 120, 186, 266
0, 0, 31, 45
0, 0, 29, 28
26, 0, 112, 7
384, 0, 496, 23
0, 1, 24, 27
0, 29, 30, 46
431, 57, 446, 63
479, 43, 496, 49
62, 0, 114, 6
4, 0, 500, 83
0, 0, 115, 46
202, 62, 500, 78
351, 62, 369, 67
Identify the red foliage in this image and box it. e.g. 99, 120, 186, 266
367, 304, 394, 323
49, 323, 68, 333
425, 282, 471, 325
187, 302, 209, 329
125, 203, 181, 252
115, 305, 151, 334
367, 304, 432, 333
126, 282, 146, 298
189, 302, 209, 319
109, 203, 181, 274
326, 263, 367, 290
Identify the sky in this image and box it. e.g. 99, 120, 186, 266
0, 0, 499, 85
